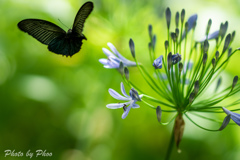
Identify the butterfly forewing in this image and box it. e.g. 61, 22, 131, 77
72, 1, 93, 36
18, 19, 66, 45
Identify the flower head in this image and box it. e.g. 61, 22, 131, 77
153, 55, 163, 69
222, 107, 240, 126
106, 82, 142, 119
99, 42, 136, 69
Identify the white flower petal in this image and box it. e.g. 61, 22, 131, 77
102, 48, 116, 57
106, 103, 125, 109
121, 82, 130, 98
99, 59, 108, 65
131, 103, 140, 108
108, 89, 130, 101
122, 105, 132, 119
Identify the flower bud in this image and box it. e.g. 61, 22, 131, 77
129, 38, 135, 58
148, 24, 153, 40
203, 40, 209, 53
119, 61, 124, 75
228, 48, 232, 58
175, 28, 179, 38
219, 21, 228, 40
156, 106, 162, 122
179, 62, 183, 73
168, 52, 172, 70
124, 67, 129, 80
232, 76, 238, 89
165, 40, 169, 51
203, 53, 208, 66
194, 80, 199, 94
175, 12, 179, 27
171, 32, 177, 42
215, 51, 219, 59
152, 35, 157, 50
189, 92, 195, 103
222, 34, 231, 54
206, 19, 212, 35
215, 77, 222, 92
181, 9, 185, 24
166, 8, 171, 29
212, 58, 216, 68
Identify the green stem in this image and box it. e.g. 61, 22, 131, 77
165, 128, 175, 160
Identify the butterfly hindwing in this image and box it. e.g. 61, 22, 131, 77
72, 1, 93, 36
18, 19, 66, 45
48, 36, 83, 57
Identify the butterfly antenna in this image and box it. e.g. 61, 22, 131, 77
58, 19, 70, 30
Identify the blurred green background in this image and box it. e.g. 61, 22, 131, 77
0, 0, 240, 159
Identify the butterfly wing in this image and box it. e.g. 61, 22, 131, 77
72, 2, 93, 36
18, 19, 66, 45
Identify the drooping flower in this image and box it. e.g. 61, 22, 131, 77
181, 14, 198, 40
153, 55, 163, 69
106, 82, 143, 119
198, 30, 219, 42
99, 42, 136, 68
222, 107, 240, 126
172, 53, 182, 64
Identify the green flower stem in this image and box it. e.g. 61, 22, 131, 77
165, 128, 175, 160
142, 94, 175, 109
184, 113, 219, 131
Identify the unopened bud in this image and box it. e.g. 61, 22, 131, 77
185, 22, 189, 33
175, 12, 179, 27
203, 40, 209, 53
181, 9, 185, 24
203, 53, 208, 66
175, 28, 179, 38
232, 76, 238, 89
219, 21, 228, 40
171, 32, 177, 42
152, 35, 157, 50
166, 8, 171, 29
124, 67, 129, 80
119, 61, 124, 75
156, 106, 162, 122
222, 34, 231, 54
194, 80, 199, 94
168, 52, 172, 70
189, 92, 195, 103
148, 24, 153, 40
206, 19, 212, 35
179, 62, 183, 73
129, 38, 135, 58
228, 48, 232, 58
165, 40, 169, 51
215, 51, 219, 59
212, 58, 216, 68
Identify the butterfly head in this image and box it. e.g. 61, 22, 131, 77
67, 29, 73, 34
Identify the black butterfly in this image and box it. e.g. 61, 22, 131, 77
18, 1, 93, 57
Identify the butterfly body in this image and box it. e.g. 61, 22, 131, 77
18, 1, 93, 57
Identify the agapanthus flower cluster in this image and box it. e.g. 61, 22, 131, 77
100, 7, 240, 158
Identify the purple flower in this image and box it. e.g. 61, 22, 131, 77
219, 107, 240, 130
172, 53, 182, 64
106, 82, 142, 119
153, 55, 163, 69
99, 43, 136, 68
198, 30, 219, 42
182, 14, 198, 40
222, 107, 240, 125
